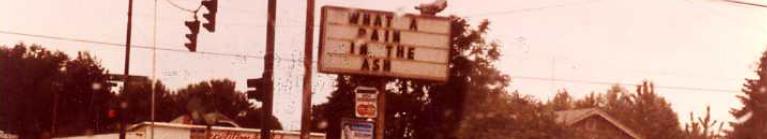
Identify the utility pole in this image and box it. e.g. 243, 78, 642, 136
262, 0, 276, 138
300, 0, 315, 138
120, 0, 134, 138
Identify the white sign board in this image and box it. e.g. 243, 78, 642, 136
319, 6, 452, 81
355, 87, 378, 118
341, 119, 375, 139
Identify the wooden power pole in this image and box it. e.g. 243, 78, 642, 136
262, 0, 276, 138
300, 0, 315, 138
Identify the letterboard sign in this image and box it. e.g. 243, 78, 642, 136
319, 6, 452, 81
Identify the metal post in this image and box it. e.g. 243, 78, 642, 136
375, 80, 386, 139
262, 0, 276, 138
120, 0, 134, 138
300, 0, 315, 138
150, 0, 158, 138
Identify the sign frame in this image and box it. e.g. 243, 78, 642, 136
340, 118, 375, 139
318, 5, 453, 82
355, 86, 379, 118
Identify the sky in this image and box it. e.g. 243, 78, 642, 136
1, 0, 767, 131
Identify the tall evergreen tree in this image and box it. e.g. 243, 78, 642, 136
728, 49, 767, 138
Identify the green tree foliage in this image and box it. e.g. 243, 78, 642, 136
0, 44, 115, 138
311, 18, 567, 138
728, 49, 767, 138
684, 105, 724, 139
460, 91, 568, 139
120, 79, 179, 125
548, 90, 574, 111
1, 44, 282, 137
173, 79, 281, 129
560, 82, 684, 139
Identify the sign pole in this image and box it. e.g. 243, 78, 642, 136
300, 0, 315, 138
375, 79, 386, 139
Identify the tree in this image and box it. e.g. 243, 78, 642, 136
312, 18, 567, 138
548, 90, 574, 111
0, 43, 115, 138
564, 82, 684, 138
728, 49, 767, 138
459, 91, 568, 139
120, 79, 178, 125
173, 79, 281, 129
627, 81, 683, 139
684, 105, 724, 139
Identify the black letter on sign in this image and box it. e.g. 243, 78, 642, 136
386, 45, 393, 58
383, 59, 391, 72
363, 13, 371, 26
360, 44, 369, 56
409, 18, 418, 31
349, 12, 360, 24
357, 28, 366, 38
372, 59, 380, 71
385, 15, 393, 27
396, 45, 405, 58
393, 31, 400, 43
407, 47, 415, 60
361, 58, 370, 71
370, 29, 379, 41
384, 30, 390, 42
349, 42, 356, 54
374, 15, 383, 27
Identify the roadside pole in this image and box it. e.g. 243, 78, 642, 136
300, 0, 315, 138
262, 0, 276, 138
120, 0, 134, 138
375, 79, 386, 139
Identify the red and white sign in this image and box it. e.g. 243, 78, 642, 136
319, 6, 452, 81
355, 87, 378, 118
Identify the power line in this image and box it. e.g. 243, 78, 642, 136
464, 0, 608, 17
682, 0, 767, 34
721, 0, 767, 8
0, 30, 310, 63
165, 0, 201, 13
510, 75, 740, 93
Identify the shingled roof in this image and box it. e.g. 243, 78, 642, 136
555, 108, 643, 139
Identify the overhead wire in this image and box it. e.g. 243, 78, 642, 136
510, 76, 740, 93
0, 30, 309, 63
165, 0, 201, 13
0, 0, 756, 95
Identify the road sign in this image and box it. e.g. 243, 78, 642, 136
355, 87, 378, 118
341, 118, 374, 139
318, 5, 452, 81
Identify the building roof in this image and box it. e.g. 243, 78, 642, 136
555, 108, 643, 139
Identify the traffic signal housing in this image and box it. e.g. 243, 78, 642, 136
247, 78, 266, 101
201, 0, 218, 32
184, 19, 200, 52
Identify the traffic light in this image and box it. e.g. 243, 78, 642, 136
184, 19, 200, 52
247, 78, 266, 101
201, 0, 218, 32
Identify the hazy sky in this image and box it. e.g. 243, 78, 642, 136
2, 0, 766, 131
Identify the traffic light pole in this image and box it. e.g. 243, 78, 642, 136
262, 0, 276, 138
300, 0, 315, 138
120, 0, 134, 138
